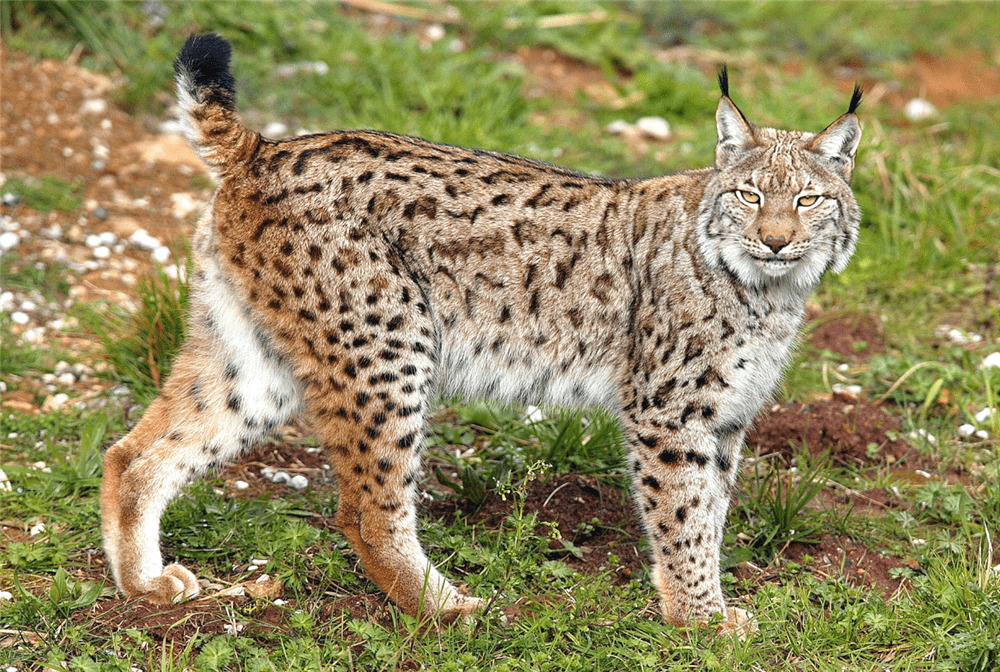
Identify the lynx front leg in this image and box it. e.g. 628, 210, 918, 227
628, 425, 734, 627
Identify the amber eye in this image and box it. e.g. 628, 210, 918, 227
797, 195, 821, 208
736, 189, 760, 205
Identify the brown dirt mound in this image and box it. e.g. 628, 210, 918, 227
86, 595, 288, 639
808, 312, 887, 360
747, 398, 915, 468
428, 473, 646, 583
782, 535, 910, 600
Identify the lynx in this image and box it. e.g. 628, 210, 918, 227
100, 34, 861, 634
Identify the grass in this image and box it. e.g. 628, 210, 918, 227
2, 1, 999, 670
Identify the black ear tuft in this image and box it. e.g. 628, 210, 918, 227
848, 84, 863, 115
175, 33, 236, 111
718, 65, 730, 98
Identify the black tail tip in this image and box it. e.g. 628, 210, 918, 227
718, 65, 730, 98
175, 33, 236, 109
848, 83, 864, 114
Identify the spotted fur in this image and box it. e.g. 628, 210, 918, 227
101, 35, 862, 633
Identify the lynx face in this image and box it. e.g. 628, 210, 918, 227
699, 97, 862, 289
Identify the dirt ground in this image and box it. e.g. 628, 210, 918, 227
5, 42, 983, 640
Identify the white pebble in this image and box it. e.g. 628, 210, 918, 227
909, 429, 937, 444
270, 471, 290, 484
981, 352, 1000, 370
0, 590, 12, 601
30, 522, 45, 536
975, 430, 989, 440
0, 468, 11, 492
958, 423, 975, 437
288, 474, 309, 490
85, 234, 103, 248
129, 228, 161, 250
832, 383, 863, 402
424, 23, 446, 42
255, 573, 271, 583
0, 231, 20, 252
11, 311, 29, 325
98, 231, 117, 245
635, 116, 672, 141
251, 558, 268, 566
911, 538, 927, 546
218, 585, 245, 597
93, 245, 111, 259
80, 98, 108, 115
101, 119, 113, 131
605, 119, 632, 135
158, 119, 185, 134
525, 405, 546, 423
274, 598, 286, 606
57, 373, 76, 386
152, 246, 171, 263
904, 98, 937, 121
974, 408, 996, 423
914, 469, 932, 479
263, 122, 289, 137
19, 299, 37, 311
62, 147, 74, 158
836, 363, 850, 372
234, 480, 249, 490
0, 291, 14, 311
947, 328, 968, 344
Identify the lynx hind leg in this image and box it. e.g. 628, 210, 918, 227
629, 426, 734, 628
101, 280, 301, 603
297, 279, 481, 620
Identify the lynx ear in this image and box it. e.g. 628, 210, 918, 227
809, 84, 863, 180
809, 113, 861, 181
715, 68, 757, 169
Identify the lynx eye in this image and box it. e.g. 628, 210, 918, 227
797, 195, 822, 208
735, 189, 761, 206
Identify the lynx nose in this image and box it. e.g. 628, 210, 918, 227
762, 234, 789, 254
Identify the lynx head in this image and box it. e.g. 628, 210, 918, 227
698, 68, 863, 290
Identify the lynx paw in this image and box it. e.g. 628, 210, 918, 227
716, 606, 757, 639
132, 563, 200, 604
437, 593, 485, 624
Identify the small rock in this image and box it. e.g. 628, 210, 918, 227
218, 585, 245, 597
974, 407, 996, 423
250, 558, 269, 567
982, 352, 1000, 370
975, 430, 989, 440
152, 246, 171, 263
101, 119, 112, 131
0, 590, 12, 600
424, 23, 446, 42
19, 299, 37, 312
0, 292, 13, 311
274, 598, 286, 606
909, 429, 937, 444
42, 393, 70, 411
93, 245, 111, 259
98, 231, 118, 245
270, 471, 290, 484
234, 480, 249, 490
129, 229, 161, 250
904, 98, 937, 121
57, 373, 76, 386
0, 468, 11, 492
635, 116, 672, 141
831, 383, 862, 403
0, 231, 20, 252
10, 311, 29, 325
30, 522, 45, 536
93, 207, 108, 220
958, 423, 975, 437
525, 405, 546, 423
263, 121, 289, 137
170, 192, 200, 219
2, 192, 21, 207
80, 98, 108, 115
85, 234, 102, 248
288, 474, 309, 490
605, 119, 632, 135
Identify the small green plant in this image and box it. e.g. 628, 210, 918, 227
2, 175, 83, 213
91, 255, 190, 402
739, 456, 832, 560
